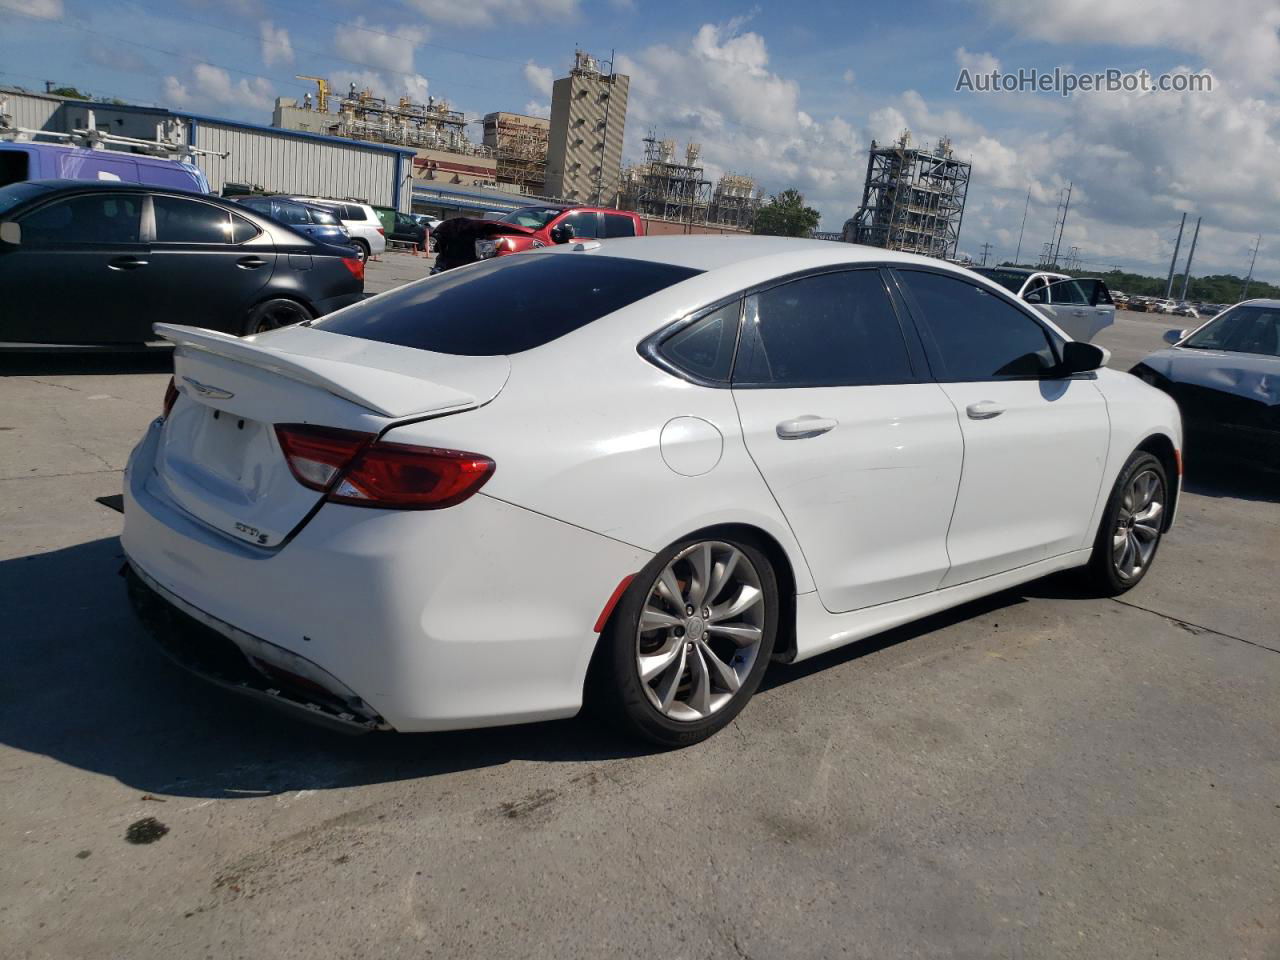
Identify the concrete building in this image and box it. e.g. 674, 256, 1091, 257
544, 50, 629, 205
3, 87, 415, 212
482, 111, 549, 194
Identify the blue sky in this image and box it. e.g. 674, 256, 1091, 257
3, 0, 1278, 281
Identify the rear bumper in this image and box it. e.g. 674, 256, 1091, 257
121, 419, 650, 732
125, 561, 383, 733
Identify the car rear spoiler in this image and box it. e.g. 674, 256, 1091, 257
152, 322, 504, 419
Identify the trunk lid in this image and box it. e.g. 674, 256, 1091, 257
147, 323, 509, 548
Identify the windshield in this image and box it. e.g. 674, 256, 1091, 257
0, 180, 53, 217
1182, 305, 1280, 357
313, 254, 702, 355
971, 268, 1030, 294
500, 206, 564, 229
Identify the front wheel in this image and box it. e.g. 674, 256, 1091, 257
1084, 451, 1169, 595
351, 239, 370, 263
592, 536, 778, 747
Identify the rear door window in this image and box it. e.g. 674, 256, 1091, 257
314, 254, 701, 355
733, 270, 915, 387
657, 300, 741, 382
18, 192, 142, 245
603, 214, 636, 238
341, 204, 367, 221
153, 195, 234, 243
562, 210, 600, 239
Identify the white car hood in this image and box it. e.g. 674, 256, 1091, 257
1142, 347, 1280, 405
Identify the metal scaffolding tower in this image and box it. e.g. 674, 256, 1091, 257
319, 81, 491, 157
619, 134, 713, 223
844, 131, 971, 259
483, 112, 549, 193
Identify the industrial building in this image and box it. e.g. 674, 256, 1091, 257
274, 79, 497, 188
618, 133, 763, 232
544, 50, 630, 204
844, 132, 970, 259
482, 112, 549, 194
3, 86, 415, 212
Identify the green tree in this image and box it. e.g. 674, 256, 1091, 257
752, 188, 821, 238
48, 86, 89, 99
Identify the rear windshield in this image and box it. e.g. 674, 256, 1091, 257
313, 254, 702, 355
971, 268, 1031, 294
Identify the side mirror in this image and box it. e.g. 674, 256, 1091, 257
1059, 340, 1109, 374
1024, 291, 1043, 304
549, 223, 575, 244
1163, 329, 1186, 345
0, 221, 20, 246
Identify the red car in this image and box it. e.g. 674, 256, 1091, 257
432, 205, 645, 272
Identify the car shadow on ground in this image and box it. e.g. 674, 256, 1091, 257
1181, 459, 1279, 505
0, 349, 173, 377
0, 535, 1056, 800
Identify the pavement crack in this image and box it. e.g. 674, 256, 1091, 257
1110, 597, 1280, 655
0, 468, 122, 482
26, 378, 81, 393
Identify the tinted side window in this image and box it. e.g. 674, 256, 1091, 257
230, 214, 259, 243
314, 254, 701, 355
271, 200, 310, 225
19, 193, 142, 245
603, 214, 636, 238
563, 211, 599, 239
658, 300, 740, 382
342, 204, 367, 221
733, 270, 914, 387
897, 270, 1057, 380
153, 196, 233, 244
1047, 279, 1088, 305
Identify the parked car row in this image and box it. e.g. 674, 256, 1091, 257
0, 180, 366, 345
969, 266, 1115, 342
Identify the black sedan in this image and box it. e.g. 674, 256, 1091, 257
1131, 300, 1280, 470
0, 180, 365, 347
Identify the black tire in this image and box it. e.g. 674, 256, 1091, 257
1083, 451, 1169, 595
351, 239, 370, 263
591, 534, 778, 747
242, 298, 311, 336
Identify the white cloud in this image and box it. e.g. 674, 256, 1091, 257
524, 100, 550, 118
2, 0, 62, 18
978, 0, 1280, 88
404, 0, 578, 28
330, 69, 431, 106
955, 47, 1000, 75
162, 64, 274, 113
333, 18, 426, 77
523, 60, 554, 98
842, 69, 855, 86
260, 21, 293, 67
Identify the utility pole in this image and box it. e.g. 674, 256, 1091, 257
1241, 234, 1261, 299
1014, 186, 1030, 265
1178, 217, 1201, 301
1051, 182, 1072, 268
1165, 212, 1186, 299
979, 242, 992, 266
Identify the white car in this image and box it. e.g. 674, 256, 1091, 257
287, 197, 385, 262
971, 266, 1116, 342
122, 237, 1182, 745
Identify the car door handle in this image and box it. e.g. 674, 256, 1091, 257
966, 401, 1004, 420
1072, 309, 1088, 316
108, 256, 148, 270
776, 416, 838, 439
237, 256, 269, 269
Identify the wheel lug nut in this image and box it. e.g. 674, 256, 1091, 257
686, 605, 694, 616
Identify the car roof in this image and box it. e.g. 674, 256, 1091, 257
537, 235, 984, 274
1241, 298, 1280, 308
20, 178, 211, 196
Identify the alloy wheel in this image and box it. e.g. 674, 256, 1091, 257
250, 301, 309, 334
634, 541, 766, 722
1112, 468, 1164, 581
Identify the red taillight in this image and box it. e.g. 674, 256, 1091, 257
340, 256, 365, 282
162, 376, 178, 418
275, 424, 373, 491
376, 227, 385, 236
275, 424, 494, 510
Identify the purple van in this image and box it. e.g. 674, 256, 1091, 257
0, 142, 210, 193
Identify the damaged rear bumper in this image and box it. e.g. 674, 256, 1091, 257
124, 558, 387, 734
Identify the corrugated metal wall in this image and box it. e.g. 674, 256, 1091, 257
191, 121, 407, 211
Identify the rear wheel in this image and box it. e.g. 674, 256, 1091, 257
1084, 451, 1168, 595
243, 298, 311, 336
593, 536, 778, 747
351, 239, 370, 263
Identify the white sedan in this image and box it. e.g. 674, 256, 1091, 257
122, 238, 1182, 746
